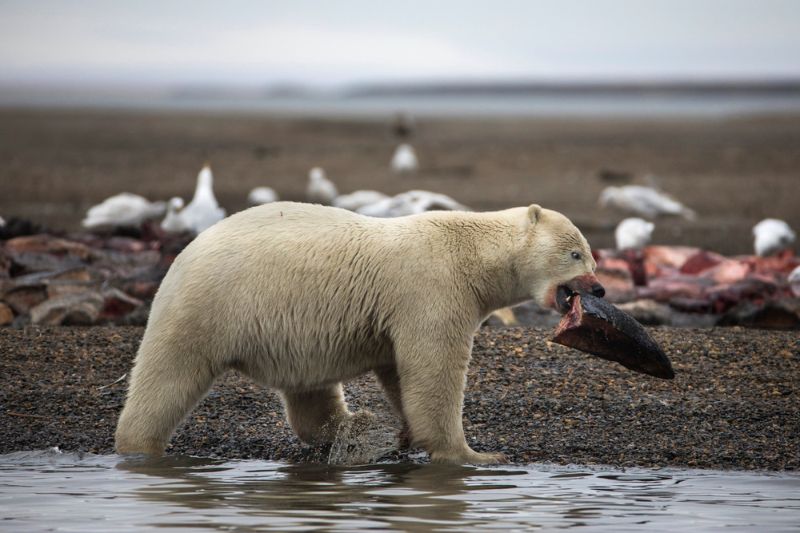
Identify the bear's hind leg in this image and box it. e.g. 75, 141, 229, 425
115, 351, 218, 456
374, 365, 410, 446
281, 384, 355, 443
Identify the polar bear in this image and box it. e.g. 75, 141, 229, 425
115, 202, 604, 464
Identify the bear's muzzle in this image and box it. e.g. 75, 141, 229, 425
555, 274, 605, 314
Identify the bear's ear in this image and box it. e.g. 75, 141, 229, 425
527, 204, 543, 226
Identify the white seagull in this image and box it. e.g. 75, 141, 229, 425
599, 185, 696, 220
160, 197, 188, 233
753, 218, 796, 257
615, 218, 655, 250
332, 190, 389, 212
177, 164, 226, 234
82, 193, 166, 230
357, 190, 469, 218
391, 143, 418, 174
247, 186, 279, 205
306, 167, 338, 205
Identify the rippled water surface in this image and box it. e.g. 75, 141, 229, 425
1, 449, 798, 531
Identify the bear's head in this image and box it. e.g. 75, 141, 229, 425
517, 205, 604, 314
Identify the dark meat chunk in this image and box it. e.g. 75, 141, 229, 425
553, 293, 675, 379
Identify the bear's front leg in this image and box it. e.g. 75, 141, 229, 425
393, 329, 507, 465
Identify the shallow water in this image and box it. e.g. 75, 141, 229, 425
1, 449, 798, 532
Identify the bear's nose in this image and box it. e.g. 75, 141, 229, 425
591, 283, 606, 298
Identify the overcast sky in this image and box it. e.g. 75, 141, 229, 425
1, 0, 798, 87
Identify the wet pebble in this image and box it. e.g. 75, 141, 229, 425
0, 325, 797, 470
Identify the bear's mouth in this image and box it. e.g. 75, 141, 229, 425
555, 285, 577, 314
553, 276, 606, 315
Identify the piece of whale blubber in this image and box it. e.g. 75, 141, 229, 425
552, 293, 675, 379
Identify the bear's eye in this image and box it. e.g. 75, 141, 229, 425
571, 251, 582, 261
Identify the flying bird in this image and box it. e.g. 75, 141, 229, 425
599, 185, 696, 220
392, 112, 415, 139
753, 218, 796, 257
306, 167, 338, 205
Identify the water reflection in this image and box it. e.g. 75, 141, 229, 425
119, 456, 527, 530
2, 450, 799, 531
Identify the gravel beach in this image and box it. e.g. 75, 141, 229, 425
1, 325, 797, 470
1, 109, 798, 471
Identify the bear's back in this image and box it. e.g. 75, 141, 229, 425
146, 202, 414, 381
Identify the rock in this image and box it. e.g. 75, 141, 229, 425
6, 251, 85, 274
29, 291, 105, 326
718, 298, 800, 330
99, 288, 143, 319
47, 280, 98, 299
53, 267, 94, 284
616, 299, 675, 325
89, 249, 161, 278
0, 248, 11, 278
25, 285, 142, 326
0, 302, 13, 325
3, 286, 48, 314
4, 234, 90, 260
2, 267, 94, 295
5, 235, 93, 274
668, 296, 714, 314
